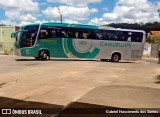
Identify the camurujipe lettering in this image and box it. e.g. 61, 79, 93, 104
100, 42, 131, 48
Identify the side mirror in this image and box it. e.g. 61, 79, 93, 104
11, 32, 16, 38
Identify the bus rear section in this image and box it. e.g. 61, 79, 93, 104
98, 28, 146, 62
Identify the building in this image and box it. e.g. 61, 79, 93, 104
150, 31, 160, 36
0, 26, 15, 52
144, 31, 160, 57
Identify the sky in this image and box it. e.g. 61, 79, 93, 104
0, 0, 160, 26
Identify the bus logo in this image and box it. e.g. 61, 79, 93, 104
63, 38, 100, 58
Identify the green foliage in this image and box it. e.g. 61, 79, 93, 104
147, 35, 160, 44
0, 24, 6, 26
106, 22, 160, 32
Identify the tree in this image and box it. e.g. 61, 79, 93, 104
106, 22, 160, 33
147, 35, 160, 44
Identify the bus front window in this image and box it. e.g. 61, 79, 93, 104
19, 25, 39, 48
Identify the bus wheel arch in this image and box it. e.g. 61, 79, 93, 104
111, 52, 121, 62
39, 49, 50, 60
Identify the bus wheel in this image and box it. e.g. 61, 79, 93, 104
111, 53, 120, 62
40, 51, 48, 60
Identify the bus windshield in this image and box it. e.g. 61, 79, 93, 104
17, 25, 39, 48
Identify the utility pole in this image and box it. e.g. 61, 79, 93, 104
158, 9, 160, 22
58, 8, 62, 23
157, 9, 160, 64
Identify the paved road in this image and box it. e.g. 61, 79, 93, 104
0, 55, 160, 116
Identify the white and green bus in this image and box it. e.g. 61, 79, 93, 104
11, 22, 146, 62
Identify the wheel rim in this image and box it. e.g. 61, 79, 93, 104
40, 51, 48, 60
43, 53, 48, 59
113, 55, 119, 62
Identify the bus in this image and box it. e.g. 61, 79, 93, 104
11, 22, 146, 62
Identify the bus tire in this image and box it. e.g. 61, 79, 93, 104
111, 53, 121, 62
40, 51, 48, 60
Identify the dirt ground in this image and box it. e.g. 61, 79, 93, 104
0, 55, 160, 117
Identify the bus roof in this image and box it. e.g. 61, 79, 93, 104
99, 26, 145, 33
24, 22, 145, 33
24, 22, 98, 29
42, 22, 99, 29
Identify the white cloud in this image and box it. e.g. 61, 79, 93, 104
116, 0, 147, 6
103, 13, 119, 21
64, 19, 79, 24
42, 6, 97, 22
0, 0, 39, 25
42, 7, 60, 19
19, 21, 32, 26
5, 11, 37, 22
89, 18, 109, 26
102, 7, 109, 12
47, 0, 102, 7
90, 8, 98, 14
18, 20, 55, 26
0, 0, 39, 12
1, 0, 159, 26
0, 19, 17, 25
90, 0, 160, 25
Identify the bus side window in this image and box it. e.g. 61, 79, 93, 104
92, 29, 102, 40
109, 32, 116, 41
67, 31, 76, 38
121, 31, 128, 41
61, 31, 67, 38
78, 32, 84, 39
113, 31, 122, 41
86, 30, 92, 39
83, 32, 89, 39
127, 37, 132, 41
39, 30, 49, 39
56, 29, 61, 38
89, 30, 94, 39
75, 32, 78, 38
138, 33, 143, 42
38, 25, 50, 39
96, 33, 103, 40
132, 32, 143, 42
122, 36, 128, 41
50, 30, 56, 38
102, 30, 110, 40
75, 29, 91, 39
126, 32, 132, 42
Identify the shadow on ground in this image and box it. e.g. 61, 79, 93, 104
0, 97, 159, 117
15, 58, 134, 64
0, 96, 63, 117
56, 85, 160, 117
56, 102, 159, 117
15, 59, 97, 62
154, 75, 160, 84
